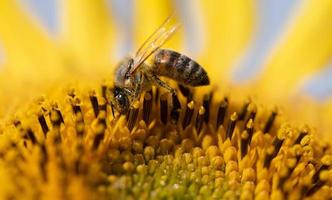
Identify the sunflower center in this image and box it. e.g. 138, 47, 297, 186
0, 84, 331, 199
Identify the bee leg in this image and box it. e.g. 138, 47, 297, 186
151, 75, 176, 95
133, 83, 142, 100
133, 73, 143, 100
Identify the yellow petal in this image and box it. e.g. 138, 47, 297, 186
281, 96, 332, 140
0, 0, 62, 77
199, 0, 255, 85
255, 0, 332, 100
0, 1, 65, 116
319, 100, 332, 140
59, 0, 114, 72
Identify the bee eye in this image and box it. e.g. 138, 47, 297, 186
115, 94, 127, 105
113, 88, 129, 114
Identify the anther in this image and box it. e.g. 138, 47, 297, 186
241, 120, 254, 158
238, 100, 250, 121
26, 128, 37, 144
13, 119, 22, 127
76, 121, 85, 137
246, 119, 254, 145
294, 130, 308, 145
240, 132, 249, 158
50, 109, 64, 127
56, 109, 64, 124
202, 93, 213, 123
69, 97, 82, 114
154, 87, 160, 103
92, 114, 106, 149
305, 180, 325, 196
216, 99, 228, 129
246, 111, 256, 123
170, 93, 181, 124
98, 115, 107, 128
160, 93, 168, 124
278, 157, 300, 190
99, 98, 107, 113
244, 104, 256, 126
143, 91, 152, 124
93, 133, 104, 150
101, 85, 107, 99
311, 164, 329, 184
226, 112, 238, 139
67, 89, 76, 98
264, 137, 284, 168
264, 110, 277, 133
178, 84, 193, 101
195, 106, 205, 134
182, 101, 195, 129
72, 104, 82, 114
89, 92, 99, 117
38, 114, 49, 136
70, 99, 85, 136
127, 101, 140, 131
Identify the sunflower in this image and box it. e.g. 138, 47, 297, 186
0, 0, 332, 199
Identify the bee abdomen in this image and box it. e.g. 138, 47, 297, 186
153, 49, 209, 86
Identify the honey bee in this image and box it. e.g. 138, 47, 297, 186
109, 15, 210, 114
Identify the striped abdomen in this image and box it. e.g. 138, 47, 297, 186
152, 49, 210, 86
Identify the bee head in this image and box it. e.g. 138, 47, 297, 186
108, 86, 130, 114
114, 57, 134, 80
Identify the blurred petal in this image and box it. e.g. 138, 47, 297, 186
19, 0, 59, 34
199, 0, 255, 84
0, 0, 62, 77
173, 0, 204, 56
255, 0, 332, 100
133, 0, 182, 50
59, 0, 114, 71
231, 0, 299, 84
0, 1, 65, 116
108, 0, 134, 59
301, 63, 332, 100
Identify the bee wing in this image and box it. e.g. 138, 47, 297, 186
129, 15, 180, 75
